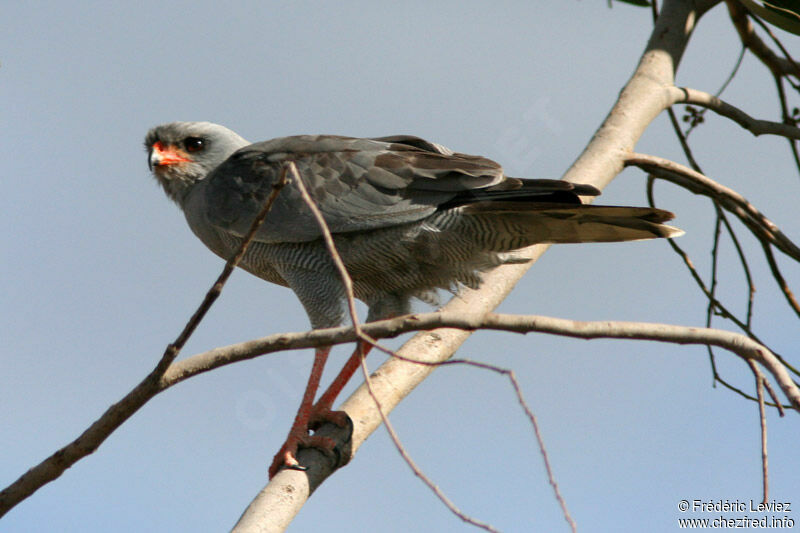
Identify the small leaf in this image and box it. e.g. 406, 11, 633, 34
614, 0, 651, 6
739, 0, 800, 35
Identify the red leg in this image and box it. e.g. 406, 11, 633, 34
269, 346, 336, 478
268, 341, 374, 477
313, 341, 373, 416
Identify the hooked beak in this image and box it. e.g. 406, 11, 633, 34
149, 141, 192, 171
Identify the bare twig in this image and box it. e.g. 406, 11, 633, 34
223, 312, 797, 530
707, 209, 724, 386
0, 168, 289, 519
714, 375, 792, 410
684, 46, 747, 138
718, 211, 756, 328
369, 350, 578, 533
638, 156, 800, 380
642, 179, 759, 334
761, 241, 800, 319
10, 306, 795, 522
286, 162, 363, 336
357, 354, 501, 533
153, 313, 800, 413
762, 373, 787, 417
663, 101, 746, 390
659, 107, 723, 387
632, 154, 800, 352
667, 86, 800, 140
665, 105, 703, 170
746, 360, 769, 505
775, 75, 800, 175
626, 153, 800, 261
661, 88, 789, 410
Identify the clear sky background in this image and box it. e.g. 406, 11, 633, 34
2, 2, 799, 532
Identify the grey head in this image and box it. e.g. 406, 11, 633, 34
145, 121, 250, 205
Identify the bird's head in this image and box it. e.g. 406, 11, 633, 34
145, 121, 249, 205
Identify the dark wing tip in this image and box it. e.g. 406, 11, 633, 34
641, 207, 676, 224
568, 182, 601, 196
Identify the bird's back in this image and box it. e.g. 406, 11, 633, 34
147, 123, 680, 328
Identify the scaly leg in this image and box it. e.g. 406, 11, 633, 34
309, 341, 374, 429
268, 341, 375, 477
269, 346, 336, 478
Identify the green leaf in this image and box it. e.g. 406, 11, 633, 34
739, 0, 800, 35
614, 0, 651, 6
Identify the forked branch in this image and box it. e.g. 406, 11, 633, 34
625, 152, 800, 261
668, 86, 800, 140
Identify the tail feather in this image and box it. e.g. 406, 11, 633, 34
455, 202, 683, 247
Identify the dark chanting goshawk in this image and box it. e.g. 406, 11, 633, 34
145, 121, 682, 477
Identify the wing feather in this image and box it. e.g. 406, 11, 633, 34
199, 134, 602, 243
201, 134, 506, 242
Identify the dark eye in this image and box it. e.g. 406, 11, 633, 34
183, 137, 206, 153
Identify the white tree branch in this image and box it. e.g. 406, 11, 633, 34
667, 86, 800, 139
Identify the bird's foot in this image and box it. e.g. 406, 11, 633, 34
308, 404, 350, 431
268, 430, 337, 478
268, 406, 352, 478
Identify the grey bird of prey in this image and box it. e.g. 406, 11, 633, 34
145, 121, 682, 477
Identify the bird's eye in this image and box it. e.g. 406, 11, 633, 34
183, 137, 206, 153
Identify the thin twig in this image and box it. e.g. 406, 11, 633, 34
0, 168, 288, 519
707, 207, 723, 387
718, 211, 756, 328
644, 180, 755, 340
704, 207, 758, 385
660, 107, 725, 387
761, 375, 787, 417
714, 374, 792, 411
746, 360, 769, 504
627, 153, 800, 263
761, 241, 800, 319
171, 167, 290, 357
633, 152, 800, 323
666, 100, 755, 331
773, 73, 800, 176
640, 159, 800, 378
684, 46, 747, 138
358, 355, 500, 533
661, 95, 792, 407
666, 106, 703, 170
285, 162, 362, 335
366, 347, 578, 533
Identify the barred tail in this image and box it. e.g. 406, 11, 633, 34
447, 203, 683, 250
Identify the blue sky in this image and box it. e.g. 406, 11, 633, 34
2, 2, 799, 532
